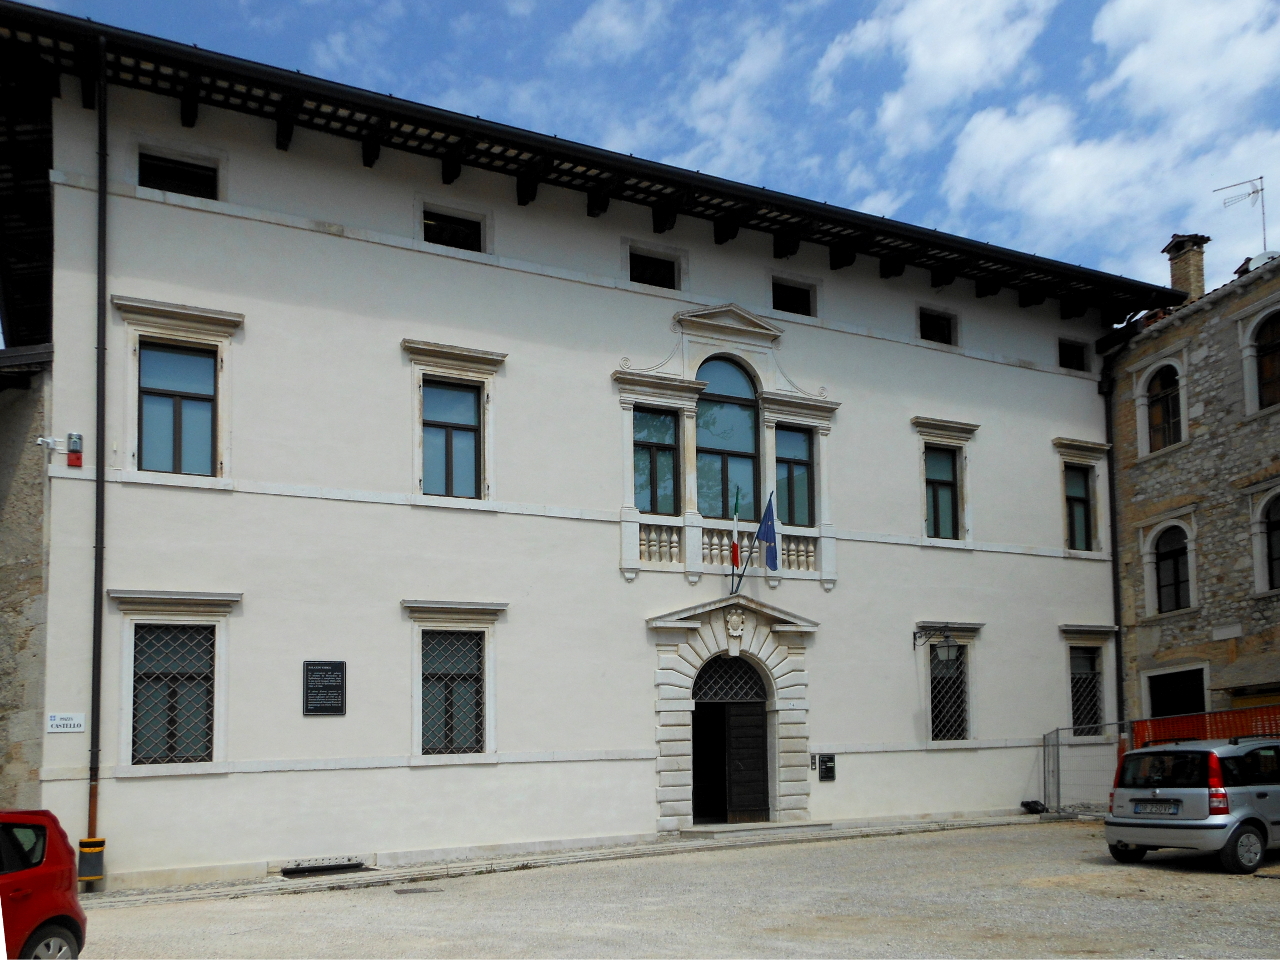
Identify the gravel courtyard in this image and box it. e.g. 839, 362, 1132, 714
82, 821, 1280, 959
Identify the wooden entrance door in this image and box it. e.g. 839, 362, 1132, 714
725, 701, 768, 822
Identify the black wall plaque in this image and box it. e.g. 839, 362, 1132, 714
818, 753, 835, 782
304, 661, 346, 716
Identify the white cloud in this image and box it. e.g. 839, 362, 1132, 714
505, 0, 536, 15
812, 0, 1058, 155
554, 0, 669, 66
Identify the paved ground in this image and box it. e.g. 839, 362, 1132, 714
82, 821, 1280, 958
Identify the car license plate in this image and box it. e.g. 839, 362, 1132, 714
1133, 802, 1178, 815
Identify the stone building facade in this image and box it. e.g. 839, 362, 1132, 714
1105, 238, 1280, 720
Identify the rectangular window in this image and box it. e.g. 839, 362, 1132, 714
925, 446, 959, 539
630, 251, 678, 289
919, 309, 954, 345
422, 380, 480, 498
930, 644, 968, 740
772, 281, 813, 317
775, 427, 813, 526
633, 409, 678, 515
1059, 340, 1089, 371
1064, 465, 1093, 551
421, 630, 484, 755
1069, 646, 1103, 735
132, 624, 215, 764
423, 209, 483, 252
138, 153, 218, 200
1147, 667, 1205, 718
139, 343, 216, 476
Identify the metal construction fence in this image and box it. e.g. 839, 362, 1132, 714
1042, 704, 1280, 814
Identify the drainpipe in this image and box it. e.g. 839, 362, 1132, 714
1099, 349, 1125, 726
82, 35, 108, 891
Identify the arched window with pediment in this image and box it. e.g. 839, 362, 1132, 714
1257, 314, 1280, 411
696, 358, 758, 520
1147, 365, 1182, 453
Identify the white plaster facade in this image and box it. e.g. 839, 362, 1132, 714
22, 77, 1135, 890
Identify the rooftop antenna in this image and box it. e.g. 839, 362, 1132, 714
1214, 176, 1266, 250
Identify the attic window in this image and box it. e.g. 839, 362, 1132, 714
1058, 340, 1089, 371
772, 280, 813, 317
138, 154, 218, 201
920, 309, 954, 345
423, 210, 483, 252
630, 250, 678, 290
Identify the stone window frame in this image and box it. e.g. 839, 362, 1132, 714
1139, 661, 1210, 720
113, 296, 243, 485
1138, 512, 1199, 619
1058, 624, 1116, 741
1128, 343, 1189, 460
402, 340, 507, 502
1053, 438, 1109, 556
911, 418, 980, 544
107, 590, 241, 778
401, 600, 507, 766
622, 237, 689, 293
1247, 479, 1280, 597
1239, 302, 1280, 417
917, 621, 982, 743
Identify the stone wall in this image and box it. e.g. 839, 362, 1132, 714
1111, 264, 1280, 718
0, 372, 48, 808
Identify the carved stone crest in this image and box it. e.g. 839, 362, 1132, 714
726, 608, 746, 639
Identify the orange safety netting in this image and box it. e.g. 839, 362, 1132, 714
1131, 704, 1280, 749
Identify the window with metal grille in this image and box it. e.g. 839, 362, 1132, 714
139, 343, 217, 476
696, 358, 758, 521
1064, 465, 1092, 551
634, 408, 678, 515
775, 427, 813, 527
1266, 497, 1280, 591
421, 631, 484, 755
925, 446, 959, 539
630, 251, 678, 289
132, 624, 215, 764
1058, 340, 1088, 371
422, 380, 480, 498
1069, 646, 1103, 735
1147, 365, 1182, 452
772, 280, 813, 317
1258, 315, 1280, 410
423, 209, 482, 252
138, 153, 218, 200
1155, 526, 1191, 612
692, 655, 767, 702
919, 309, 954, 345
930, 643, 968, 741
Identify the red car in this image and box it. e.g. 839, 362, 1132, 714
0, 811, 86, 959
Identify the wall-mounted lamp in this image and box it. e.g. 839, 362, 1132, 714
913, 623, 959, 659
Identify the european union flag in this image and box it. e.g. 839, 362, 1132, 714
756, 494, 778, 571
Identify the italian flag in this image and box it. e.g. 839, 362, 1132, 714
731, 489, 741, 569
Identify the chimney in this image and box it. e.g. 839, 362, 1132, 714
1161, 233, 1211, 301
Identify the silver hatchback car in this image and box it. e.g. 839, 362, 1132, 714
1105, 737, 1280, 874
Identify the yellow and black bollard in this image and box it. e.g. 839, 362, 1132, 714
78, 838, 105, 883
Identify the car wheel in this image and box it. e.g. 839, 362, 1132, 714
1109, 843, 1147, 863
19, 924, 79, 959
1218, 824, 1265, 875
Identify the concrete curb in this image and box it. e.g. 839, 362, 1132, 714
83, 815, 1039, 909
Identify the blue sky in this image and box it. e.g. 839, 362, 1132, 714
35, 0, 1280, 290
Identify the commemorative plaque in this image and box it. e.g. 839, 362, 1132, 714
303, 661, 346, 716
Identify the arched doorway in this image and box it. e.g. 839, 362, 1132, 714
692, 654, 769, 824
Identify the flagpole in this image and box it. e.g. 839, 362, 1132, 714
731, 492, 773, 596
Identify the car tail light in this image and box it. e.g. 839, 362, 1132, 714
1208, 753, 1230, 815
1108, 790, 1115, 815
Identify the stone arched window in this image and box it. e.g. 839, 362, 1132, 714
1155, 526, 1191, 613
696, 358, 758, 520
1257, 314, 1280, 411
1146, 365, 1182, 453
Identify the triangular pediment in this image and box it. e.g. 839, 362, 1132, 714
647, 595, 817, 632
673, 304, 784, 343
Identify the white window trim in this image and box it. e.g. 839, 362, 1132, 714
769, 270, 822, 321
108, 590, 241, 776
1057, 337, 1092, 373
1129, 347, 1188, 459
416, 196, 493, 256
1239, 305, 1280, 416
1059, 626, 1114, 739
402, 339, 506, 501
916, 304, 961, 349
917, 622, 981, 743
402, 601, 506, 762
622, 237, 688, 293
912, 417, 979, 543
113, 295, 243, 480
1139, 515, 1198, 618
134, 139, 229, 202
1248, 481, 1280, 594
1053, 438, 1109, 556
1139, 661, 1210, 720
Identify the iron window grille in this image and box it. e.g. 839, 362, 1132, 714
422, 380, 481, 498
423, 208, 482, 252
1266, 497, 1280, 591
1147, 365, 1182, 452
696, 359, 759, 521
132, 623, 215, 764
1259, 316, 1280, 410
925, 446, 959, 539
138, 153, 218, 200
1154, 526, 1191, 612
1064, 465, 1092, 551
772, 280, 812, 317
1069, 646, 1103, 736
930, 643, 968, 741
138, 342, 217, 476
633, 408, 679, 516
629, 250, 678, 289
919, 309, 954, 345
692, 655, 767, 702
421, 630, 484, 755
775, 426, 814, 527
